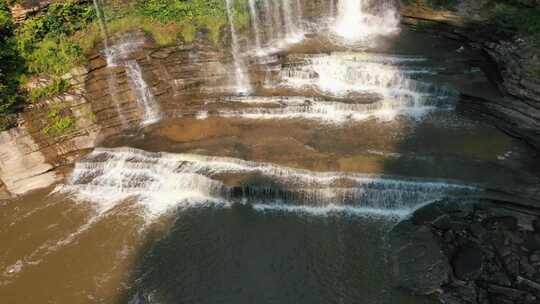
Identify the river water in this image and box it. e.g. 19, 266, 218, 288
1, 1, 540, 303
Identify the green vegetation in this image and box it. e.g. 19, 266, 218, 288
528, 68, 540, 78
43, 103, 75, 136
0, 0, 91, 131
0, 0, 253, 132
491, 3, 540, 37
80, 0, 250, 51
29, 78, 71, 103
0, 0, 537, 128
16, 0, 93, 75
0, 1, 24, 124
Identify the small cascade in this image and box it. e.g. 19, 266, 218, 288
125, 61, 161, 125
103, 34, 161, 126
225, 0, 252, 94
92, 0, 112, 65
262, 0, 276, 41
247, 0, 305, 56
248, 0, 262, 51
333, 0, 400, 42
295, 0, 303, 20
105, 38, 144, 67
274, 53, 456, 120
92, 0, 128, 126
60, 147, 478, 219
280, 0, 304, 42
281, 0, 296, 37
208, 96, 420, 123
271, 0, 283, 41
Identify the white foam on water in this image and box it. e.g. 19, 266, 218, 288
100, 34, 162, 126
215, 95, 448, 122
332, 0, 400, 43
252, 203, 412, 219
105, 39, 145, 67
57, 148, 478, 222
271, 52, 456, 120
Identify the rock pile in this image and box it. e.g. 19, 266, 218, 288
391, 199, 540, 304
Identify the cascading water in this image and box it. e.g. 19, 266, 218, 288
295, 0, 303, 20
60, 147, 477, 220
281, 0, 296, 37
103, 34, 162, 126
269, 53, 456, 120
92, 0, 112, 65
125, 61, 162, 125
262, 0, 276, 40
333, 0, 400, 42
4, 0, 527, 302
91, 2, 161, 127
246, 0, 305, 56
92, 0, 128, 126
271, 0, 282, 41
248, 0, 262, 51
280, 0, 304, 43
225, 0, 252, 94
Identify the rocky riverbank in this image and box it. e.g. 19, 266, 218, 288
0, 31, 236, 197
400, 1, 540, 151
394, 6, 540, 303
391, 199, 540, 304
1, 1, 538, 199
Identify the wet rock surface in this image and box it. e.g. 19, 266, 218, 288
391, 199, 540, 304
401, 4, 540, 152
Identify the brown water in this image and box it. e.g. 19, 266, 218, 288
1, 16, 540, 304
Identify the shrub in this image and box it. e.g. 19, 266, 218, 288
0, 1, 24, 114
43, 104, 75, 136
17, 0, 93, 76
29, 78, 71, 103
491, 3, 540, 36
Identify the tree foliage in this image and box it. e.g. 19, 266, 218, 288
0, 1, 23, 116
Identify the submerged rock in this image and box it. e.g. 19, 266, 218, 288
390, 220, 449, 295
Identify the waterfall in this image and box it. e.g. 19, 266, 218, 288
92, 0, 129, 126
262, 0, 274, 41
248, 0, 262, 51
60, 147, 477, 220
281, 0, 298, 39
295, 0, 303, 22
92, 0, 113, 65
333, 0, 400, 42
125, 61, 161, 125
273, 53, 456, 120
272, 0, 282, 41
225, 0, 252, 94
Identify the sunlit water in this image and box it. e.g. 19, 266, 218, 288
1, 2, 539, 304
333, 0, 400, 42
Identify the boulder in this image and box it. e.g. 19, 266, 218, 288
390, 220, 450, 294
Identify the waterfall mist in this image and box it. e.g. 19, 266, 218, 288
333, 0, 400, 42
